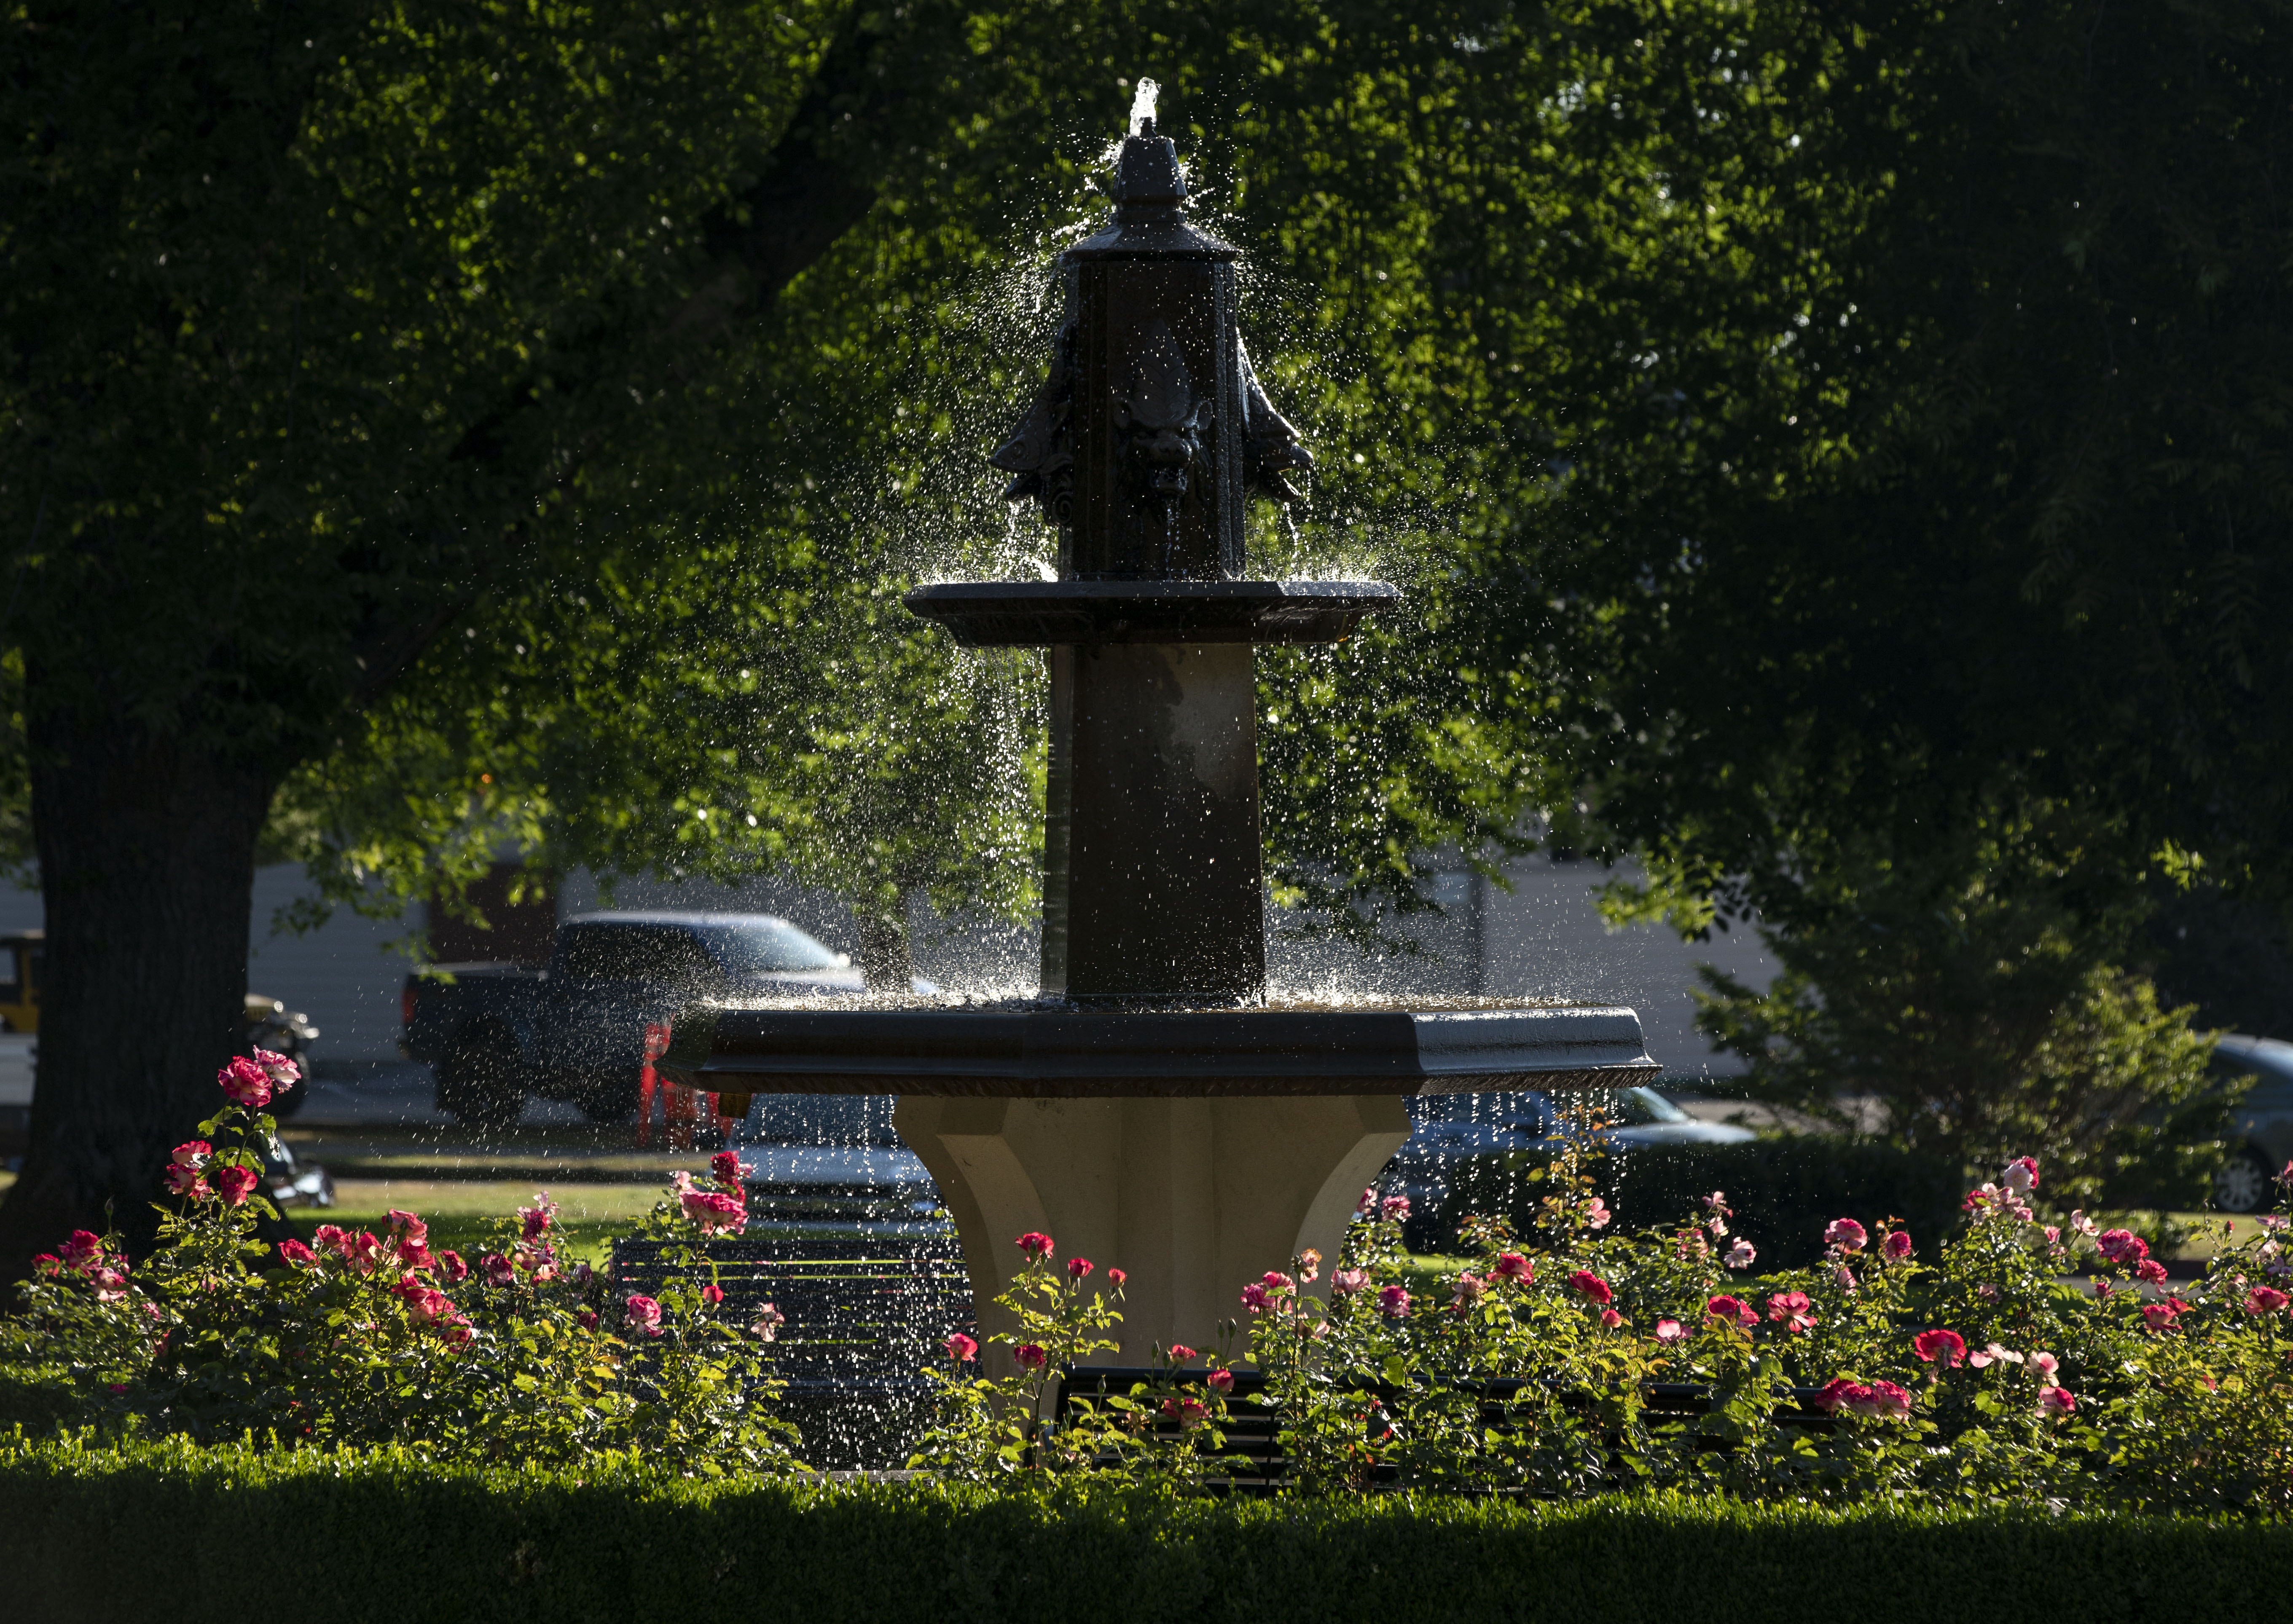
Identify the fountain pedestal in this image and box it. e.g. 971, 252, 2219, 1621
894, 1094, 1408, 1362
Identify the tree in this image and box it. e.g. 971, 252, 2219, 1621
0, 0, 975, 1261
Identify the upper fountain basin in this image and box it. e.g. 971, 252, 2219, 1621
657, 1000, 1660, 1098
902, 579, 1399, 647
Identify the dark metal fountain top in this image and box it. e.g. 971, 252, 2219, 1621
666, 92, 1659, 1091
903, 111, 1394, 649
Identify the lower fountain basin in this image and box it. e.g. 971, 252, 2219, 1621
658, 1001, 1659, 1097
901, 579, 1399, 646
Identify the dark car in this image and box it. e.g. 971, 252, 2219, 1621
2208, 1035, 2293, 1214
1384, 1086, 1756, 1232
401, 911, 920, 1128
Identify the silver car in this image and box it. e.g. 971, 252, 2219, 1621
2211, 1035, 2293, 1214
1385, 1086, 1756, 1220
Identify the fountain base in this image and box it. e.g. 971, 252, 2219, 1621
893, 1093, 1410, 1364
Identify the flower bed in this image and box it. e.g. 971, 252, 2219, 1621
7, 1054, 2293, 1517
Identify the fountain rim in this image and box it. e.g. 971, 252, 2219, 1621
902, 578, 1398, 647
658, 1002, 1662, 1098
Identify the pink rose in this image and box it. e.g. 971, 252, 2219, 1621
1015, 1231, 1055, 1258
1864, 1380, 1914, 1421
942, 1332, 978, 1362
1358, 1187, 1380, 1216
1207, 1368, 1235, 1395
170, 1140, 211, 1172
216, 1056, 274, 1107
1969, 1343, 2022, 1368
1160, 1395, 1210, 1429
1706, 1294, 1757, 1329
1166, 1344, 1197, 1364
277, 1239, 318, 1269
1066, 1257, 1094, 1281
397, 1238, 435, 1272
1912, 1328, 1968, 1367
1450, 1271, 1487, 1310
2097, 1229, 2148, 1265
701, 1283, 725, 1307
1567, 1269, 1613, 1305
1724, 1238, 1757, 1270
1654, 1318, 1687, 1343
439, 1318, 476, 1348
1297, 1249, 1322, 1284
1492, 1252, 1532, 1283
480, 1252, 515, 1287
2246, 1286, 2290, 1314
570, 1261, 594, 1288
1013, 1343, 1048, 1372
1260, 1270, 1295, 1296
2140, 1302, 2180, 1332
392, 1280, 454, 1327
59, 1231, 104, 1272
2029, 1351, 2059, 1377
1824, 1218, 1868, 1253
385, 1209, 428, 1245
438, 1250, 468, 1283
213, 1165, 260, 1207
518, 1201, 553, 1242
577, 1310, 600, 1330
2001, 1155, 2039, 1195
1813, 1377, 1865, 1415
752, 1303, 785, 1342
89, 1266, 129, 1302
1583, 1198, 1611, 1230
1380, 1195, 1410, 1222
1882, 1229, 1913, 1260
163, 1163, 210, 1198
345, 1232, 383, 1274
2135, 1257, 2169, 1284
2038, 1386, 2076, 1418
1377, 1285, 1412, 1318
1600, 1307, 1624, 1329
251, 1047, 301, 1087
625, 1295, 664, 1335
1107, 1268, 1127, 1288
1332, 1268, 1370, 1295
1767, 1292, 1815, 1334
681, 1189, 746, 1236
1240, 1282, 1272, 1313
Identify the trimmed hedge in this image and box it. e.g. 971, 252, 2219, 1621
1422, 1139, 1966, 1267
3, 1436, 2288, 1623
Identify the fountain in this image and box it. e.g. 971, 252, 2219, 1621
661, 93, 1659, 1364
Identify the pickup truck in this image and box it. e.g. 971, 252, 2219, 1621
400, 910, 881, 1128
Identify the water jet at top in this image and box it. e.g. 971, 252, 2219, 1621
664, 94, 1659, 1362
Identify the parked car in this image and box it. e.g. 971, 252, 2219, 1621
400, 911, 922, 1129
0, 930, 40, 1033
2208, 1035, 2293, 1214
1384, 1086, 1758, 1225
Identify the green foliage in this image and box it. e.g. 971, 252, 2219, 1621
4, 1444, 2293, 1624
0, 1073, 797, 1468
1429, 1138, 1967, 1271
1691, 826, 2237, 1209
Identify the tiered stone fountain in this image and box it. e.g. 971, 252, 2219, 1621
663, 99, 1658, 1362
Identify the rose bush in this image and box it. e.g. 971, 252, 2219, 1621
1, 1054, 799, 1471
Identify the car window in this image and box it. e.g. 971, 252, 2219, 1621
691, 921, 845, 975
1606, 1088, 1689, 1126
554, 925, 716, 985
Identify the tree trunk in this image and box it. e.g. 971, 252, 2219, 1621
0, 708, 276, 1279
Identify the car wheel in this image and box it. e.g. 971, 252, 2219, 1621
440, 1029, 524, 1132
2214, 1147, 2275, 1215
